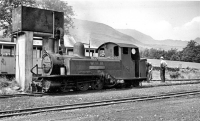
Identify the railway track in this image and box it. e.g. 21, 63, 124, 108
1, 89, 200, 119
152, 79, 200, 81
0, 93, 43, 99
142, 79, 200, 87
0, 79, 200, 99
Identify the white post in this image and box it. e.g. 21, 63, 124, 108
16, 31, 33, 92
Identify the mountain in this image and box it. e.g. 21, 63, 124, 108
69, 19, 142, 48
69, 19, 190, 50
157, 39, 188, 47
117, 29, 189, 50
117, 29, 155, 44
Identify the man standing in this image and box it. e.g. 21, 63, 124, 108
160, 56, 167, 82
146, 62, 153, 83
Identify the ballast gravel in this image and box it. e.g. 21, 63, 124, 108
0, 81, 200, 112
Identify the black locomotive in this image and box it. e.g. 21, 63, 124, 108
36, 41, 147, 92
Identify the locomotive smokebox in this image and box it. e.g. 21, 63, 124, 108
73, 42, 85, 57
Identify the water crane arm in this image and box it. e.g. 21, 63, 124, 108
55, 27, 65, 54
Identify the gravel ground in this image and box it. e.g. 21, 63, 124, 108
0, 81, 200, 112
2, 94, 200, 121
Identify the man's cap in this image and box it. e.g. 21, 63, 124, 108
160, 56, 164, 59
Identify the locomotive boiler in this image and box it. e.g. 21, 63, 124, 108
37, 41, 147, 92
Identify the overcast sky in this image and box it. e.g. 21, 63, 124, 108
65, 0, 200, 41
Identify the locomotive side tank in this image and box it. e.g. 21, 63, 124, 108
38, 42, 147, 92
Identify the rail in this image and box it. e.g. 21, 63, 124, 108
0, 93, 43, 99
152, 79, 200, 81
0, 90, 200, 119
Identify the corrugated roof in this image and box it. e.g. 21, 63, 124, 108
0, 41, 15, 45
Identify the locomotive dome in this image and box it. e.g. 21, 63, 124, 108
73, 42, 85, 57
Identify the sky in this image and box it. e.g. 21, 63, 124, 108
64, 0, 200, 41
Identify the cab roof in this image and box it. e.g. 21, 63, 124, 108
97, 42, 138, 50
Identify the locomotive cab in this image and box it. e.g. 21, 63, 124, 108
97, 42, 145, 80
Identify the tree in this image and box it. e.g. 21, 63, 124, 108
166, 48, 179, 61
140, 48, 150, 58
0, 0, 74, 37
192, 45, 200, 63
170, 54, 180, 61
0, 0, 36, 37
36, 0, 74, 34
181, 40, 197, 62
139, 40, 200, 63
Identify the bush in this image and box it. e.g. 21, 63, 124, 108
0, 77, 21, 95
153, 66, 180, 72
0, 77, 11, 88
169, 71, 181, 79
0, 77, 19, 89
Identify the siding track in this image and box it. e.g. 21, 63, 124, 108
0, 79, 200, 99
1, 89, 200, 119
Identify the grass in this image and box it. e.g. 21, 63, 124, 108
148, 59, 200, 69
0, 77, 20, 95
148, 59, 200, 80
151, 67, 200, 80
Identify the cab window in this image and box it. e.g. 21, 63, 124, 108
123, 47, 128, 54
114, 46, 119, 56
0, 45, 15, 56
99, 48, 105, 57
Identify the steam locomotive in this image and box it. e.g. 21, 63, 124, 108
36, 41, 147, 92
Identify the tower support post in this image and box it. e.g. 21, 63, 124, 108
15, 31, 33, 92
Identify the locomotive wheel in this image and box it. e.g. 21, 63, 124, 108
41, 79, 51, 93
42, 88, 48, 93
133, 81, 140, 87
77, 83, 89, 91
60, 81, 69, 92
91, 80, 104, 90
125, 82, 133, 88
